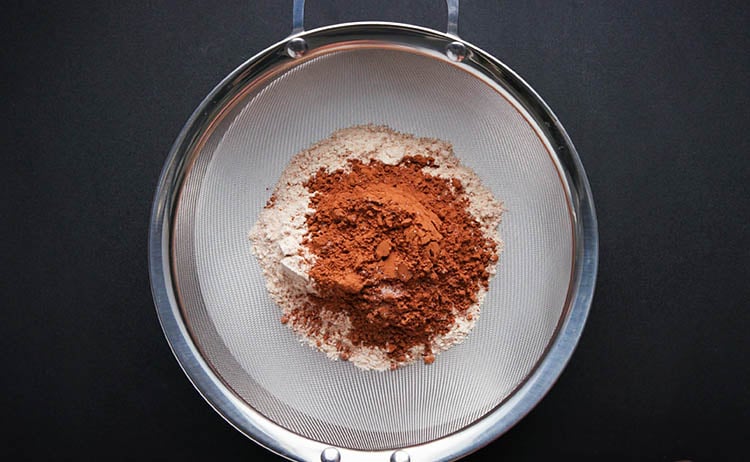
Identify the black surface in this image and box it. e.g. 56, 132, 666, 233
6, 1, 749, 460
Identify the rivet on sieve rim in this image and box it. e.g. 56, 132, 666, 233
445, 40, 468, 62
320, 447, 340, 462
285, 37, 308, 58
391, 450, 410, 462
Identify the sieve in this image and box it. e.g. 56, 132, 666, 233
149, 1, 598, 460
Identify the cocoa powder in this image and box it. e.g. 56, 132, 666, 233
249, 125, 504, 370
290, 155, 498, 365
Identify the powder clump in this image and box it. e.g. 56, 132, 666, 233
249, 125, 503, 370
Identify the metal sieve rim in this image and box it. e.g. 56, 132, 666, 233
149, 21, 598, 462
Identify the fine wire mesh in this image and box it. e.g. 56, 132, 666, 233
173, 48, 572, 450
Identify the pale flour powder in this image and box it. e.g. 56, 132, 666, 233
249, 125, 503, 370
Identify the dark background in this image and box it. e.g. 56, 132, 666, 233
5, 0, 749, 460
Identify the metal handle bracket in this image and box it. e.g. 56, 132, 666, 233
292, 0, 460, 36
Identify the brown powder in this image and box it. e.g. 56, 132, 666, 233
249, 125, 504, 370
287, 155, 498, 365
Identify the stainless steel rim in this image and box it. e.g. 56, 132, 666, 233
149, 21, 598, 462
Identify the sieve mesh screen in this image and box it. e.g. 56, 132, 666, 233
172, 47, 572, 450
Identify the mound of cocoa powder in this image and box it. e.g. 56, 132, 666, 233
287, 155, 498, 366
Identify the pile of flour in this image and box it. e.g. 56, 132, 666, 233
249, 125, 503, 370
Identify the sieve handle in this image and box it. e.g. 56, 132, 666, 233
292, 0, 460, 36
